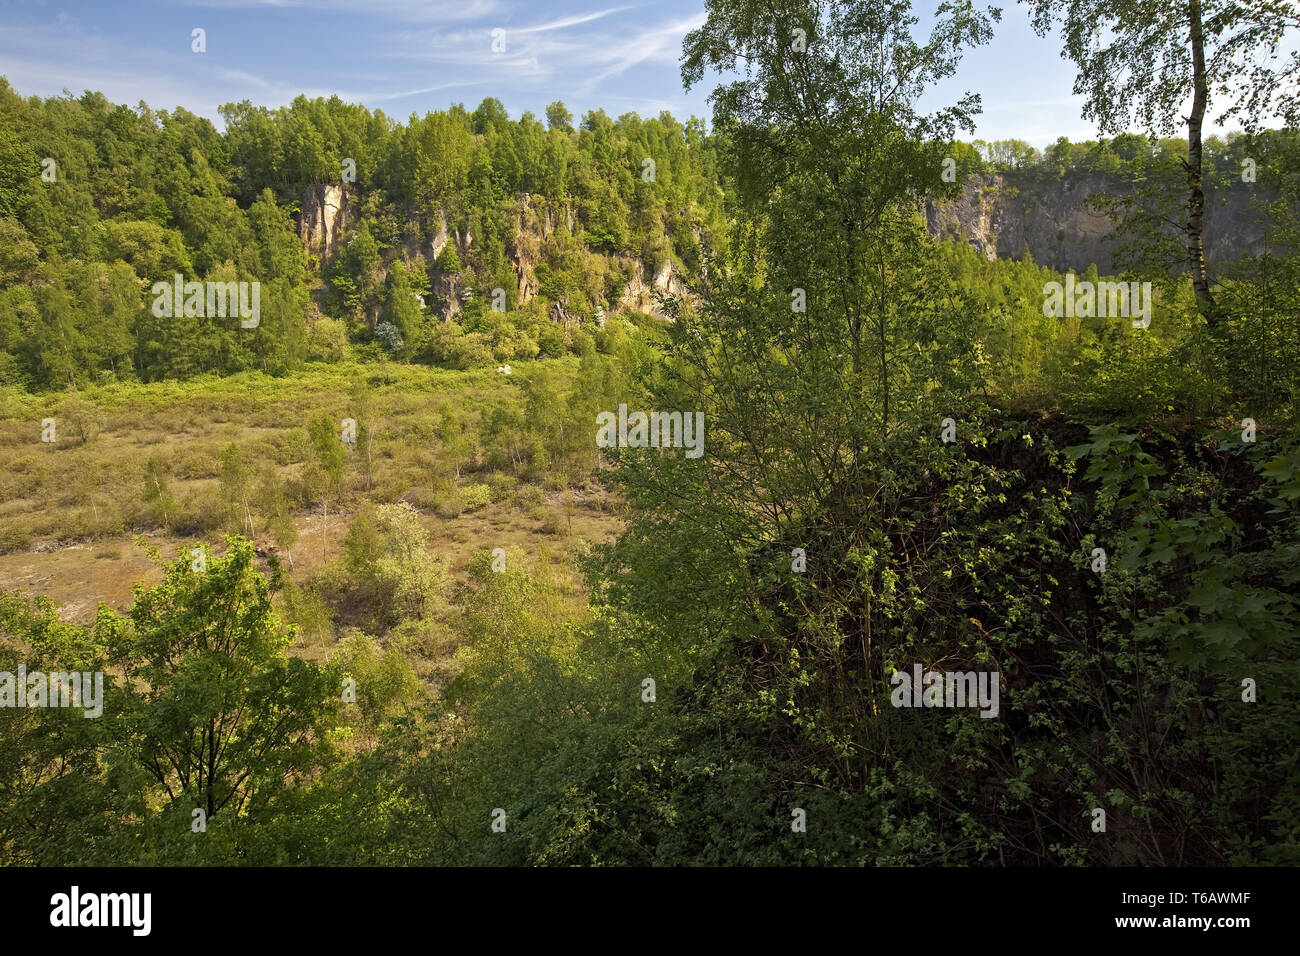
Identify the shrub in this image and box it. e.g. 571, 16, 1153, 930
514, 484, 544, 509
304, 317, 350, 363
487, 473, 515, 503
459, 483, 492, 511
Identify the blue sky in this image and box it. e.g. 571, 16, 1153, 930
0, 0, 1245, 147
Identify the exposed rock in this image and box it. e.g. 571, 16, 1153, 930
511, 196, 542, 306
926, 171, 1267, 274
652, 261, 681, 294
303, 188, 699, 324
552, 300, 578, 329
430, 210, 449, 261
299, 184, 351, 264
436, 271, 465, 322
618, 258, 686, 314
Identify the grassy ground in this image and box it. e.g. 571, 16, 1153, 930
0, 359, 621, 667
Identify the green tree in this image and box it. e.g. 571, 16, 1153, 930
0, 593, 115, 864
334, 220, 383, 328
219, 443, 255, 537
98, 536, 340, 822
380, 259, 424, 351
545, 101, 574, 132
1023, 0, 1300, 316
255, 461, 299, 569
435, 243, 462, 273
306, 413, 348, 560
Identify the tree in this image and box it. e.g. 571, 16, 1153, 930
438, 404, 472, 479
306, 413, 347, 560
256, 461, 298, 569
545, 101, 574, 132
373, 502, 447, 621
1023, 0, 1300, 317
0, 593, 115, 864
218, 443, 255, 538
380, 259, 424, 351
349, 380, 380, 492
435, 243, 462, 273
471, 97, 510, 135
99, 536, 340, 822
681, 0, 997, 430
577, 0, 1000, 842
334, 221, 383, 328
141, 454, 177, 530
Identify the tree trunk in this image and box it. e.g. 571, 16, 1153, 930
1187, 0, 1216, 321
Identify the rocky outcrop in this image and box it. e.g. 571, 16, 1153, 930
303, 188, 691, 323
435, 269, 467, 322
299, 184, 352, 265
430, 210, 449, 262
511, 196, 544, 307
618, 258, 686, 314
926, 172, 1267, 274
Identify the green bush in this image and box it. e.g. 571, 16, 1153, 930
459, 483, 492, 511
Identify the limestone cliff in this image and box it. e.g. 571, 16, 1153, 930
926, 172, 1266, 273
618, 259, 687, 313
299, 184, 352, 265
301, 187, 689, 323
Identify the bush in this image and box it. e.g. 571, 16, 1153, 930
537, 323, 566, 358
422, 321, 494, 369
459, 483, 492, 511
435, 493, 465, 518
305, 317, 350, 363
536, 509, 565, 535
514, 484, 544, 509
435, 244, 462, 273
487, 472, 515, 502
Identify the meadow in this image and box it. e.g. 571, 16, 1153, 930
0, 359, 622, 673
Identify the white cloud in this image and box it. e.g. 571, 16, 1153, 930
179, 0, 505, 21
0, 2, 714, 124
514, 7, 637, 34
578, 13, 705, 88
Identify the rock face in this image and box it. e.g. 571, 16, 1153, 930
618, 259, 686, 313
300, 189, 691, 323
435, 265, 467, 323
303, 172, 1268, 327
300, 184, 351, 265
926, 172, 1267, 274
511, 196, 544, 307
430, 210, 450, 262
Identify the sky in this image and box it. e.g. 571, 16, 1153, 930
0, 0, 1258, 148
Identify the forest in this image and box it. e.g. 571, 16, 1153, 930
1, 0, 1297, 867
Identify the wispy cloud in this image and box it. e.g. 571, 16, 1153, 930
385, 11, 705, 87
580, 13, 705, 87
514, 6, 637, 34
0, 1, 716, 125
180, 0, 505, 21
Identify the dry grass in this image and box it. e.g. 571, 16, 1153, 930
0, 360, 622, 673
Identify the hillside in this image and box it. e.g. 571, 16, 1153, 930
0, 81, 723, 390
